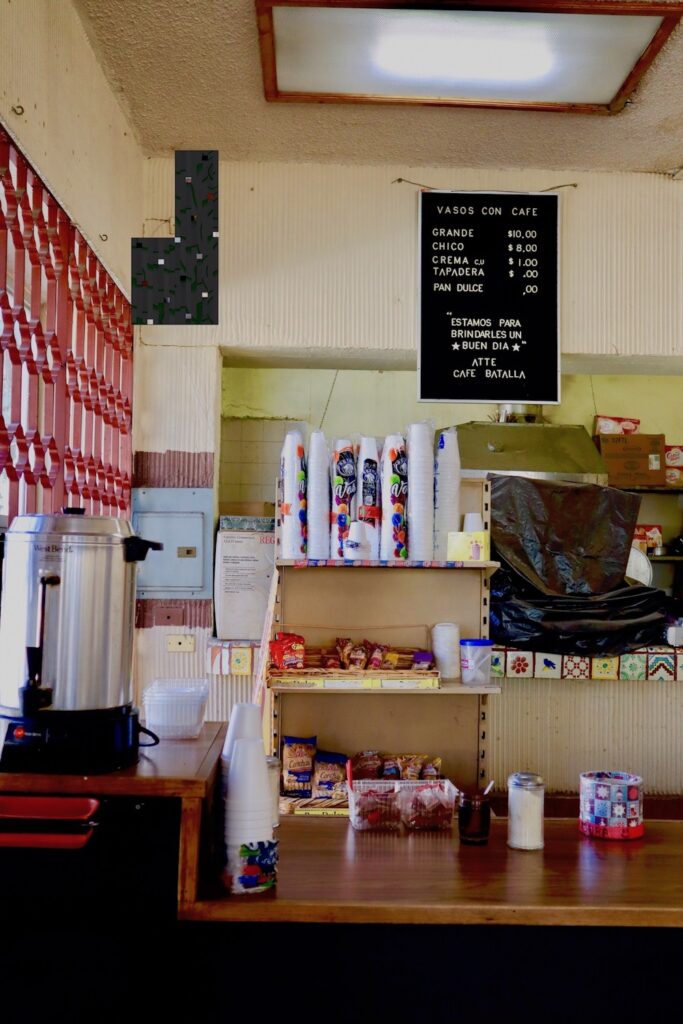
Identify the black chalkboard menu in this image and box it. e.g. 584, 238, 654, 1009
418, 191, 559, 404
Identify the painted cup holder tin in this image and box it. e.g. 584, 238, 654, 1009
579, 771, 644, 841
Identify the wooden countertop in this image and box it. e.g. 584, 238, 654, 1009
0, 722, 226, 799
182, 816, 683, 926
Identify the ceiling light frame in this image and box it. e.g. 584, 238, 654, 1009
255, 0, 683, 114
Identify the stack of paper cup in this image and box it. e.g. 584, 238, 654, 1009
330, 439, 357, 560
407, 422, 435, 561
223, 702, 263, 760
380, 434, 408, 560
280, 429, 307, 559
431, 622, 461, 680
306, 430, 330, 560
356, 435, 381, 559
434, 428, 461, 560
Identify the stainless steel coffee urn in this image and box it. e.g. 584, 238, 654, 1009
0, 511, 161, 772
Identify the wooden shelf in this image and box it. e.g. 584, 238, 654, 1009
619, 486, 683, 494
277, 559, 499, 570
269, 679, 500, 695
649, 555, 683, 562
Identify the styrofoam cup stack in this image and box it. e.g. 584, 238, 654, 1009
280, 429, 307, 559
357, 435, 381, 559
407, 422, 435, 561
225, 737, 273, 847
223, 702, 262, 761
434, 428, 461, 560
431, 622, 461, 680
380, 434, 408, 560
306, 430, 330, 560
330, 439, 357, 560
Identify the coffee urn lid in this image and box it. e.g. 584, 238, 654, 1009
6, 513, 135, 540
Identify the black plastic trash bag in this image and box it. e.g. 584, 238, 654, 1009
490, 563, 667, 654
489, 475, 669, 654
490, 474, 641, 596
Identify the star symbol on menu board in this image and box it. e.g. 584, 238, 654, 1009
452, 342, 460, 350
512, 343, 521, 352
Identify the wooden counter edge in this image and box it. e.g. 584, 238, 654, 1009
177, 900, 683, 927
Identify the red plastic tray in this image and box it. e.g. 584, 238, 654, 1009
0, 796, 99, 821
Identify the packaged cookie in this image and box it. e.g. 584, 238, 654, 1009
312, 750, 348, 799
282, 735, 317, 797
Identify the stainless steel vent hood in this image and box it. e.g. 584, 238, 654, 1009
454, 421, 608, 485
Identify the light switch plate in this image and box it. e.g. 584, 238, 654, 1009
166, 634, 196, 653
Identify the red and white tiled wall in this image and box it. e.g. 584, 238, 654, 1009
493, 646, 681, 681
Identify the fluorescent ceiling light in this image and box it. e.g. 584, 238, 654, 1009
372, 19, 554, 84
257, 3, 682, 114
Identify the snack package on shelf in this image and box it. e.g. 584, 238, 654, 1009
269, 633, 305, 670
411, 651, 435, 670
282, 735, 317, 797
397, 754, 427, 780
351, 750, 383, 779
312, 750, 348, 799
593, 415, 640, 436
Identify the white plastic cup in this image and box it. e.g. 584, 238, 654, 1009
463, 512, 484, 532
227, 737, 271, 809
460, 639, 493, 685
431, 622, 461, 680
223, 703, 262, 761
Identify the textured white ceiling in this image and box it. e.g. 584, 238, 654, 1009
74, 0, 683, 173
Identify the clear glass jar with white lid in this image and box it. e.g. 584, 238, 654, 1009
507, 771, 545, 850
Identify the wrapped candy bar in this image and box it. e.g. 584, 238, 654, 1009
349, 642, 370, 670
336, 638, 354, 669
367, 643, 388, 670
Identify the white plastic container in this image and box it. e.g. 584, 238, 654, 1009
431, 622, 461, 680
142, 679, 209, 739
460, 639, 493, 685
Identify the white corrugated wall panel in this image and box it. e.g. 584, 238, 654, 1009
487, 680, 683, 794
141, 159, 683, 360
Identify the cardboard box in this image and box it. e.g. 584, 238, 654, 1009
446, 531, 491, 561
595, 434, 666, 487
214, 530, 275, 640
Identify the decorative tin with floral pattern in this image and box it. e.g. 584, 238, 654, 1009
579, 771, 644, 841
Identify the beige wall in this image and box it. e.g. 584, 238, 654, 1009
142, 156, 683, 365
0, 0, 143, 293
